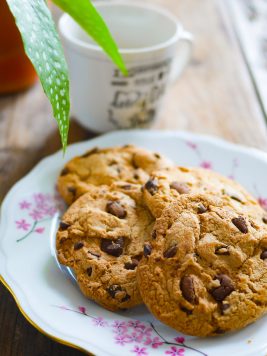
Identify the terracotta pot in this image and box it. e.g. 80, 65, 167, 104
0, 0, 37, 94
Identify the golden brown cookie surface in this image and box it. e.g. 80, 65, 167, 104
137, 194, 267, 336
57, 145, 172, 205
56, 184, 154, 311
143, 166, 258, 218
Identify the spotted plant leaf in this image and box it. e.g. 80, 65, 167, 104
6, 0, 70, 152
52, 0, 128, 76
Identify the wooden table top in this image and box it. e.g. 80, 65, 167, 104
0, 0, 266, 355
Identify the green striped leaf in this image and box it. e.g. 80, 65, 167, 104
7, 0, 70, 152
52, 0, 127, 76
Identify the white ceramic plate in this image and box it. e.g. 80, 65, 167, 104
1, 130, 267, 356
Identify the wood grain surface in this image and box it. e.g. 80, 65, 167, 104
0, 0, 267, 355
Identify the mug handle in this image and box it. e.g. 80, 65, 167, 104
170, 29, 193, 84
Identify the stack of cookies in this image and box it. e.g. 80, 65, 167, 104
56, 145, 267, 337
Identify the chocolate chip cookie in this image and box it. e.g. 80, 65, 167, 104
58, 145, 172, 205
56, 184, 154, 311
137, 194, 267, 336
143, 166, 258, 218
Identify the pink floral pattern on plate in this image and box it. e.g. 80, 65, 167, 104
259, 198, 267, 211
254, 185, 267, 211
16, 190, 65, 243
55, 306, 207, 356
185, 140, 242, 180
185, 141, 213, 170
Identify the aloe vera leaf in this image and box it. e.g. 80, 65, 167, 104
7, 0, 70, 152
52, 0, 127, 75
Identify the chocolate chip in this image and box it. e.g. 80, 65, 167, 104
81, 147, 99, 158
67, 186, 76, 195
88, 250, 100, 259
221, 303, 230, 313
263, 216, 267, 224
59, 221, 70, 230
163, 245, 177, 258
109, 160, 118, 166
152, 230, 157, 239
214, 328, 225, 334
180, 306, 193, 315
86, 267, 92, 276
144, 243, 152, 257
106, 285, 123, 298
222, 188, 244, 203
121, 294, 131, 302
198, 203, 207, 214
154, 153, 161, 159
133, 254, 143, 261
107, 286, 130, 303
260, 250, 267, 260
133, 173, 139, 180
232, 216, 248, 233
124, 259, 139, 270
59, 237, 67, 244
74, 242, 84, 250
170, 182, 190, 194
131, 258, 140, 265
144, 179, 158, 195
106, 201, 127, 219
101, 237, 124, 257
180, 275, 198, 304
215, 245, 230, 256
230, 195, 243, 203
210, 274, 234, 302
60, 167, 69, 176
121, 184, 132, 190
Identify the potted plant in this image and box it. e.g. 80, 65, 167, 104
4, 0, 127, 151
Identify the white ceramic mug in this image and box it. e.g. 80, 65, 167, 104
59, 1, 193, 132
